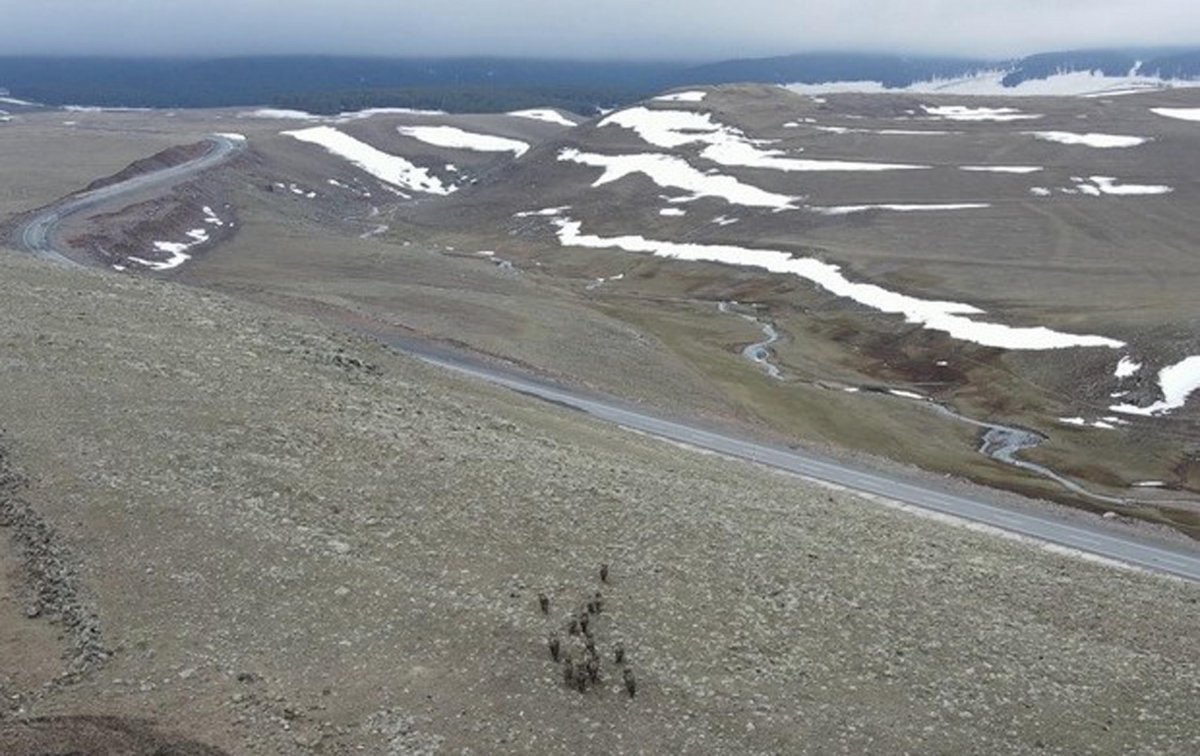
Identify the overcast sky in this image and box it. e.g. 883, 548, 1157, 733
1, 1, 1196, 60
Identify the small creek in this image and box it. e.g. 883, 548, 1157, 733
718, 301, 1135, 506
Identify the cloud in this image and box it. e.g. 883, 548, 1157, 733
0, 1, 1196, 59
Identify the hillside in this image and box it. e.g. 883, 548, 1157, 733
1, 252, 1198, 753
5, 83, 1199, 535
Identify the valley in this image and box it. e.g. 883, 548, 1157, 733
3, 77, 1200, 753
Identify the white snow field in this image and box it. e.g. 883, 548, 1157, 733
558, 148, 797, 210
1026, 131, 1150, 148
1084, 176, 1173, 196
1110, 356, 1200, 416
283, 126, 453, 195
548, 214, 1124, 351
1150, 107, 1200, 122
244, 106, 445, 122
602, 108, 927, 172
397, 125, 530, 156
506, 109, 579, 127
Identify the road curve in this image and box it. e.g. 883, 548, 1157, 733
386, 336, 1200, 583
10, 136, 1199, 582
15, 134, 245, 267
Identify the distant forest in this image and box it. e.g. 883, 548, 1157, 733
2, 49, 1198, 112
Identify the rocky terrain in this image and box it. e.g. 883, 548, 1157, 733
1, 252, 1198, 753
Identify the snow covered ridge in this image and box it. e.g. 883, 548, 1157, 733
282, 126, 452, 196
506, 109, 579, 127
397, 125, 529, 156
558, 148, 797, 210
601, 107, 927, 172
1026, 131, 1150, 148
546, 212, 1124, 351
785, 70, 1200, 97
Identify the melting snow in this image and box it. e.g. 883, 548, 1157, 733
922, 105, 1040, 122
659, 208, 686, 216
712, 215, 739, 226
559, 148, 797, 210
810, 203, 990, 215
1026, 131, 1150, 148
601, 107, 927, 172
1029, 187, 1052, 196
244, 106, 445, 122
1087, 176, 1173, 196
959, 165, 1042, 174
514, 206, 571, 218
283, 126, 453, 195
507, 108, 578, 127
397, 125, 529, 156
213, 132, 247, 142
128, 227, 212, 271
1110, 356, 1200, 416
889, 389, 926, 400
653, 91, 707, 103
1151, 107, 1200, 123
550, 215, 1124, 351
1115, 356, 1142, 378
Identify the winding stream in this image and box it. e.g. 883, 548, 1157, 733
717, 301, 1145, 507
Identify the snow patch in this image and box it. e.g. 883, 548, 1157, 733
810, 203, 990, 215
601, 107, 927, 172
659, 208, 687, 216
507, 108, 578, 127
1110, 356, 1200, 416
213, 132, 247, 142
1150, 107, 1200, 123
1115, 357, 1142, 378
397, 125, 529, 156
653, 91, 707, 103
1026, 131, 1150, 148
283, 126, 453, 195
922, 105, 1040, 122
959, 165, 1042, 174
551, 216, 1124, 351
558, 148, 797, 210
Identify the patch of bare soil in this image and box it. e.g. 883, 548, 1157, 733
84, 143, 211, 194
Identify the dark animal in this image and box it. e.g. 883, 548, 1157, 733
548, 635, 560, 662
613, 643, 625, 665
623, 668, 637, 698
600, 563, 609, 583
538, 592, 550, 614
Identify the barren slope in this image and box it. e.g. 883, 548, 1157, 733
0, 253, 1198, 754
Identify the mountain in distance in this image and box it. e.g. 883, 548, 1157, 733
676, 47, 1200, 95
2, 47, 1199, 114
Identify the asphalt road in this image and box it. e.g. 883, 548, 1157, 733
16, 134, 245, 267
389, 337, 1200, 583
11, 136, 1199, 582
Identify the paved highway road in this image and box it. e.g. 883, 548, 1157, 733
16, 134, 245, 267
12, 136, 1199, 582
390, 338, 1200, 583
